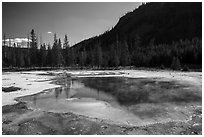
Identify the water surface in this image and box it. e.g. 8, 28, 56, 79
20, 77, 201, 126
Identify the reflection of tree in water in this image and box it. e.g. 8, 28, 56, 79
55, 88, 63, 100
64, 79, 71, 99
71, 79, 74, 87
64, 87, 70, 99
97, 89, 100, 100
33, 95, 37, 106
94, 85, 101, 100
54, 79, 72, 100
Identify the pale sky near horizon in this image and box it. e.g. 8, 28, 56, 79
3, 2, 141, 45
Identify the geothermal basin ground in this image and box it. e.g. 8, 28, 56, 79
2, 70, 202, 135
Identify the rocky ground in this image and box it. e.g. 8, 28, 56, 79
2, 102, 202, 135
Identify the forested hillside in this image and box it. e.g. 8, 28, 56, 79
73, 2, 202, 69
3, 2, 202, 70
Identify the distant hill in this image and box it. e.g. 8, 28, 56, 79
73, 2, 201, 51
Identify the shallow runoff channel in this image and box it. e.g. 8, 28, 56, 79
18, 75, 201, 127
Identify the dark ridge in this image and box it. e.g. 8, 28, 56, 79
73, 2, 201, 50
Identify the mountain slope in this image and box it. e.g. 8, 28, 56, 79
70, 2, 202, 69
73, 2, 202, 51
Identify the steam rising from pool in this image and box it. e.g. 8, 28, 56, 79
19, 77, 200, 126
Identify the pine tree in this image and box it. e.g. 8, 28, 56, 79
2, 34, 6, 67
39, 44, 47, 67
30, 29, 38, 66
52, 35, 64, 67
3, 34, 6, 46
64, 47, 70, 66
79, 48, 87, 67
20, 51, 25, 67
16, 48, 22, 67
58, 38, 62, 49
63, 34, 69, 49
30, 29, 38, 49
120, 40, 130, 66
63, 34, 70, 66
58, 38, 65, 66
95, 43, 103, 67
69, 48, 76, 66
109, 44, 119, 67
171, 57, 181, 70
27, 34, 30, 48
11, 43, 17, 67
52, 33, 58, 66
46, 44, 52, 67
113, 51, 120, 67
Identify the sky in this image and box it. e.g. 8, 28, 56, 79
3, 2, 141, 45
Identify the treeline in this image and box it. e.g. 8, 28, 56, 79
2, 2, 202, 70
74, 37, 201, 70
3, 29, 76, 68
2, 29, 201, 70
